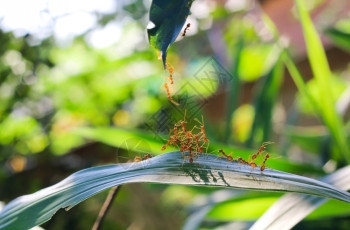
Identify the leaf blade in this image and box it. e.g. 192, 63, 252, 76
148, 0, 194, 68
1, 152, 350, 230
250, 165, 350, 230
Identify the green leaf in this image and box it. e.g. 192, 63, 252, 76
325, 27, 350, 52
207, 195, 279, 220
74, 126, 324, 175
1, 152, 350, 230
183, 190, 245, 230
247, 57, 284, 146
295, 0, 350, 162
73, 126, 170, 154
238, 44, 280, 82
285, 126, 327, 154
148, 0, 194, 68
251, 165, 350, 230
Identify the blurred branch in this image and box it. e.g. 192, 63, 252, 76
92, 186, 121, 230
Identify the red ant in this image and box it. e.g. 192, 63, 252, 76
249, 162, 257, 169
161, 139, 171, 151
218, 149, 234, 162
237, 157, 258, 170
180, 120, 187, 133
237, 157, 249, 165
260, 153, 270, 171
166, 64, 174, 85
183, 146, 194, 163
182, 23, 191, 37
164, 83, 179, 106
161, 112, 211, 163
194, 116, 209, 151
134, 153, 153, 162
164, 82, 171, 99
194, 134, 202, 153
250, 142, 273, 162
174, 111, 188, 133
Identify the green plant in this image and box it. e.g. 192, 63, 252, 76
1, 0, 350, 229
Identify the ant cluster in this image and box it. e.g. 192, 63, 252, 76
218, 142, 273, 171
160, 113, 273, 171
161, 116, 209, 163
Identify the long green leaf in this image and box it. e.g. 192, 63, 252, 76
247, 56, 283, 146
295, 0, 350, 161
183, 190, 244, 230
325, 27, 350, 52
261, 13, 323, 123
1, 152, 350, 230
251, 165, 350, 230
75, 126, 324, 174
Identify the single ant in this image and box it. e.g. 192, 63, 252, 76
260, 153, 270, 171
218, 149, 234, 162
164, 82, 171, 99
164, 82, 179, 106
250, 141, 273, 161
134, 153, 153, 162
161, 137, 172, 151
174, 111, 188, 133
142, 153, 153, 160
194, 134, 202, 153
166, 64, 174, 84
237, 157, 249, 165
249, 162, 257, 168
194, 116, 209, 151
182, 23, 191, 37
183, 147, 194, 163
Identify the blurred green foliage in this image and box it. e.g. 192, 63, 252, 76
1, 0, 350, 229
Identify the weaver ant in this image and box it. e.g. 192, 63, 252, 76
164, 83, 179, 106
161, 113, 211, 163
251, 142, 273, 161
260, 153, 270, 171
218, 149, 234, 162
182, 23, 191, 37
194, 116, 209, 152
237, 157, 249, 165
166, 63, 174, 85
133, 153, 153, 162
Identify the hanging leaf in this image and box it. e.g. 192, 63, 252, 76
147, 0, 194, 68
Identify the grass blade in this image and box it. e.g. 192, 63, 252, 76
295, 0, 350, 161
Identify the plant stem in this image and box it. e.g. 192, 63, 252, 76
92, 186, 121, 230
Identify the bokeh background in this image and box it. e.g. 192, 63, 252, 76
1, 0, 350, 229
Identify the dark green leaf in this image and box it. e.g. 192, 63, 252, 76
148, 0, 194, 68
